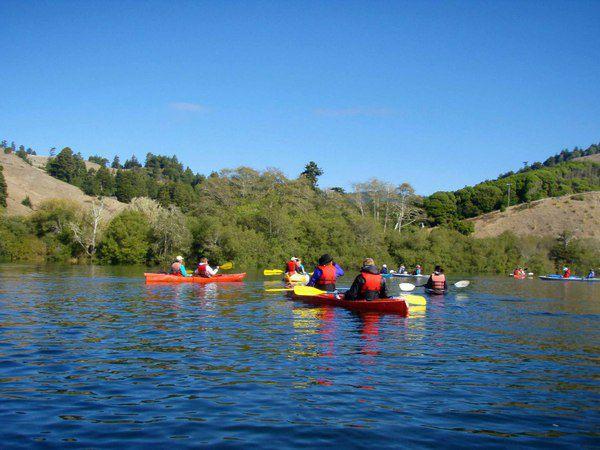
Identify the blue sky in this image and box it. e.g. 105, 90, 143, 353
1, 0, 599, 194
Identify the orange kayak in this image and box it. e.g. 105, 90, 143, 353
292, 292, 409, 316
144, 273, 246, 283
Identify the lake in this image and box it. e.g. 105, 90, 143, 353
0, 264, 598, 448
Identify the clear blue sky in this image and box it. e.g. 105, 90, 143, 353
1, 0, 599, 194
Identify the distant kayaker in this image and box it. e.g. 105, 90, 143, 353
424, 266, 448, 292
195, 257, 219, 278
380, 264, 389, 275
562, 266, 571, 278
295, 258, 307, 274
170, 255, 189, 277
308, 254, 344, 291
345, 258, 390, 301
397, 264, 406, 274
285, 257, 298, 275
413, 265, 422, 275
587, 269, 596, 279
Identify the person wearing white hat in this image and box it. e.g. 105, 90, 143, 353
170, 255, 189, 277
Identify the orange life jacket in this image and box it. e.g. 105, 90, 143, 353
563, 269, 571, 278
286, 261, 297, 274
360, 272, 383, 299
170, 262, 183, 276
316, 264, 336, 288
431, 273, 446, 290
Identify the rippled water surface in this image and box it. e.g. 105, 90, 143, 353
0, 264, 598, 448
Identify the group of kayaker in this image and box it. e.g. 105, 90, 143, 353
170, 256, 219, 278
284, 257, 307, 276
562, 266, 596, 279
513, 267, 528, 278
395, 264, 423, 275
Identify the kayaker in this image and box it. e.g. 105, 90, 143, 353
397, 264, 406, 274
424, 266, 448, 292
345, 258, 390, 301
413, 265, 422, 275
295, 258, 307, 274
285, 257, 298, 275
562, 266, 571, 278
380, 264, 389, 275
170, 255, 189, 277
308, 254, 344, 291
195, 257, 219, 278
587, 269, 596, 279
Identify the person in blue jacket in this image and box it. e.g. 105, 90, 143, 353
308, 254, 344, 291
587, 269, 596, 279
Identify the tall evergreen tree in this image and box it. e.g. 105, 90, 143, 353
0, 164, 8, 208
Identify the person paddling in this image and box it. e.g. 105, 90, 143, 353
424, 265, 448, 292
308, 254, 344, 291
295, 258, 306, 274
195, 257, 219, 278
170, 255, 190, 277
413, 264, 422, 275
562, 266, 571, 278
285, 257, 298, 276
587, 269, 596, 279
380, 264, 389, 275
345, 258, 390, 301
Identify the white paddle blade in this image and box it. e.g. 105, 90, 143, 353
454, 280, 470, 288
399, 283, 416, 292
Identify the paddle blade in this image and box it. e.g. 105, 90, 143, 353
403, 294, 427, 306
399, 283, 416, 292
265, 288, 293, 292
220, 262, 233, 270
263, 269, 284, 276
454, 280, 470, 288
293, 285, 326, 296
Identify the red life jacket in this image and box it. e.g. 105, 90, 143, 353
197, 263, 211, 278
170, 262, 183, 276
360, 272, 382, 299
431, 273, 446, 290
563, 269, 571, 278
316, 264, 336, 288
286, 261, 297, 274
513, 269, 520, 276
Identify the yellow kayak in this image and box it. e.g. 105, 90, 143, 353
284, 273, 310, 284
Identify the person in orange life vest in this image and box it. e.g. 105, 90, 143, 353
562, 266, 571, 278
170, 255, 190, 277
195, 257, 219, 278
425, 266, 448, 292
307, 254, 344, 291
344, 258, 390, 301
285, 257, 298, 275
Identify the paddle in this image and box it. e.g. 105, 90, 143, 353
219, 262, 233, 270
399, 280, 470, 292
264, 269, 284, 276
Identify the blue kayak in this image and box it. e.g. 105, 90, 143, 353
539, 275, 600, 282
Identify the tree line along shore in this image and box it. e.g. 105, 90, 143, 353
0, 140, 598, 274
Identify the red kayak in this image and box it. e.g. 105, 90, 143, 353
144, 273, 246, 283
292, 292, 409, 316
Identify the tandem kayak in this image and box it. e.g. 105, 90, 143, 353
144, 273, 247, 283
539, 275, 600, 282
284, 273, 310, 284
292, 292, 410, 315
425, 288, 447, 295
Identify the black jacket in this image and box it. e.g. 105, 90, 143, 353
344, 265, 389, 301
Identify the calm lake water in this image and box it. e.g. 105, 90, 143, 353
0, 264, 598, 448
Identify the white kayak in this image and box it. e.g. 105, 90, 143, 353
284, 273, 310, 284
539, 275, 600, 282
392, 273, 428, 278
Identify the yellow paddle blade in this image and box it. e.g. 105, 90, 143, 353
263, 269, 284, 276
293, 285, 326, 296
220, 262, 233, 270
403, 294, 427, 306
265, 288, 293, 292
410, 305, 427, 314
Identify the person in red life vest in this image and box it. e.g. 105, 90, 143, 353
285, 257, 298, 275
195, 257, 219, 278
344, 258, 390, 301
425, 265, 448, 292
307, 254, 344, 291
170, 255, 190, 277
562, 266, 571, 278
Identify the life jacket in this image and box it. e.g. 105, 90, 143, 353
316, 264, 336, 290
563, 269, 571, 278
513, 269, 520, 276
170, 262, 183, 276
286, 261, 297, 274
431, 273, 446, 290
197, 263, 211, 278
360, 272, 383, 300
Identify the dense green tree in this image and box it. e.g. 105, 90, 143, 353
0, 164, 7, 208
46, 147, 87, 185
124, 155, 142, 169
423, 191, 457, 225
301, 161, 324, 188
88, 155, 109, 167
99, 210, 150, 264
111, 155, 122, 169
